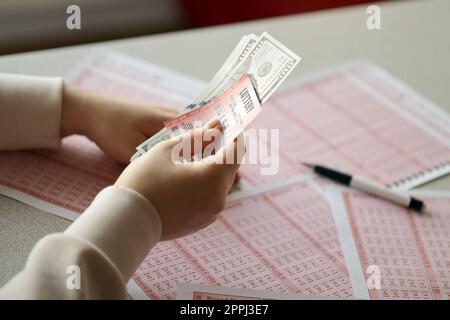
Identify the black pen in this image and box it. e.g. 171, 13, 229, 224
301, 162, 425, 212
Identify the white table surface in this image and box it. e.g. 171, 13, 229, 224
1, 0, 449, 286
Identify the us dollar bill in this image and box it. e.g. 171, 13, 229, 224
207, 32, 301, 103
193, 34, 259, 104
132, 32, 300, 160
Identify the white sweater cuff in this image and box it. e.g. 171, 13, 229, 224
0, 73, 63, 150
65, 185, 162, 282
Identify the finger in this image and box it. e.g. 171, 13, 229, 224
198, 216, 217, 230
205, 118, 222, 130
155, 105, 178, 116
149, 105, 178, 119
155, 134, 183, 155
155, 109, 178, 123
188, 118, 222, 152
200, 133, 246, 190
227, 173, 242, 194
197, 119, 223, 157
123, 132, 147, 162
233, 172, 241, 185
141, 107, 178, 136
133, 132, 150, 150
211, 133, 245, 170
181, 123, 223, 160
160, 127, 222, 163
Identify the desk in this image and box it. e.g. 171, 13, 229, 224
1, 0, 449, 286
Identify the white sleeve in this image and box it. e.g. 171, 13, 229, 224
0, 186, 161, 299
0, 73, 63, 150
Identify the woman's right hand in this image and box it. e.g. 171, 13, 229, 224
115, 127, 245, 241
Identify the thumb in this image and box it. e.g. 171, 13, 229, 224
202, 133, 245, 179
162, 126, 223, 163
159, 135, 184, 163
214, 133, 245, 166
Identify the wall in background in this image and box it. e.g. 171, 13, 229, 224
0, 0, 388, 55
181, 0, 385, 27
0, 0, 186, 55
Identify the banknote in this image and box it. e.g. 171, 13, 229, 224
206, 32, 301, 103
131, 32, 300, 160
193, 33, 259, 104
165, 74, 261, 144
134, 128, 167, 155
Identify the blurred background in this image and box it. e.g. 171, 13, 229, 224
0, 0, 388, 55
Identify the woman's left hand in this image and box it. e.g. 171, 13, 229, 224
61, 83, 178, 163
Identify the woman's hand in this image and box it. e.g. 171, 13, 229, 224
61, 83, 177, 163
115, 127, 245, 240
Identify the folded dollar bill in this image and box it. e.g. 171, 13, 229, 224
131, 32, 301, 161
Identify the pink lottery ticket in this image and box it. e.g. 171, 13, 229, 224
164, 74, 261, 143
176, 283, 337, 300
132, 179, 354, 300
239, 65, 450, 189
342, 191, 450, 300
